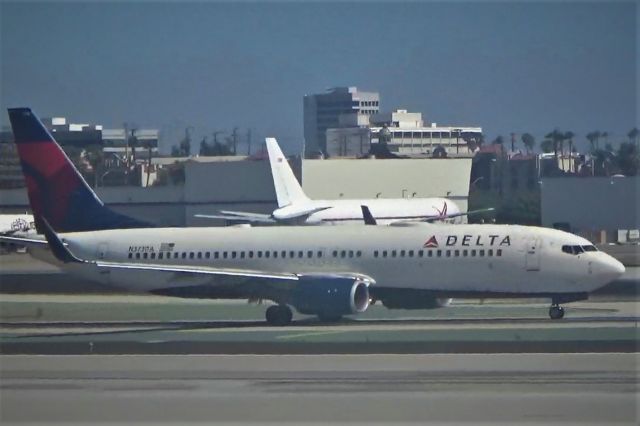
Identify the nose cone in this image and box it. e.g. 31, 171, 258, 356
596, 255, 626, 284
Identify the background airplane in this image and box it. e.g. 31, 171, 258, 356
197, 138, 491, 225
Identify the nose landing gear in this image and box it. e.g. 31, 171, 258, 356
548, 304, 565, 320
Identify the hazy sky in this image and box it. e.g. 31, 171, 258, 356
1, 1, 637, 154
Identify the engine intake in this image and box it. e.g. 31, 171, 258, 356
292, 276, 370, 316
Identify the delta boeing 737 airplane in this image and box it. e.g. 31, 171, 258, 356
2, 108, 625, 325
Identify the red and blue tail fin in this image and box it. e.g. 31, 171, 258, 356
8, 107, 153, 232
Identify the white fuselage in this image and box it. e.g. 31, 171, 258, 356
275, 198, 460, 225
50, 223, 623, 297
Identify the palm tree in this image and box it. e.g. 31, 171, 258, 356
564, 131, 575, 173
540, 139, 553, 153
521, 133, 535, 154
545, 129, 564, 171
586, 131, 598, 153
628, 127, 639, 148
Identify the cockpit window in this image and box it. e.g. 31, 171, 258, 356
562, 245, 588, 255
582, 245, 598, 252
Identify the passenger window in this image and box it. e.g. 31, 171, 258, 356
151, 253, 156, 259
400, 250, 405, 257
356, 250, 362, 257
174, 252, 179, 259
128, 253, 133, 259
223, 252, 228, 259
273, 251, 278, 258
374, 250, 379, 258
488, 249, 493, 257
257, 251, 262, 258
214, 252, 219, 259
446, 250, 451, 257
427, 250, 432, 257
308, 250, 313, 258
419, 250, 424, 257
182, 252, 187, 259
463, 250, 468, 257
290, 251, 295, 258
281, 251, 286, 258
348, 250, 353, 258
454, 250, 460, 257
392, 250, 397, 257
240, 252, 245, 259
265, 251, 270, 258
249, 251, 254, 258
318, 251, 323, 258
159, 252, 164, 260
479, 250, 485, 257
298, 251, 303, 258
408, 250, 414, 257
383, 251, 388, 258
497, 249, 502, 257
205, 252, 210, 259
437, 250, 442, 257
232, 251, 237, 259
197, 252, 202, 259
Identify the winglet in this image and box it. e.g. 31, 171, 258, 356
39, 217, 83, 263
361, 205, 377, 225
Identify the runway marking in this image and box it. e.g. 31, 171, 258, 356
277, 329, 348, 340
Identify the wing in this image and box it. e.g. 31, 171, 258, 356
0, 234, 48, 247
195, 211, 276, 223
423, 207, 496, 222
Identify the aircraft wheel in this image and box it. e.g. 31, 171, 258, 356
549, 305, 565, 320
266, 304, 292, 326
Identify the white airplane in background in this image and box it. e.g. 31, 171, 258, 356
196, 138, 490, 225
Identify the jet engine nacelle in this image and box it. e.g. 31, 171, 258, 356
292, 276, 370, 316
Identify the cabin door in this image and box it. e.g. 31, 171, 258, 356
525, 238, 541, 271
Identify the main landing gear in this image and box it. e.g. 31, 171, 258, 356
548, 304, 565, 320
265, 304, 293, 326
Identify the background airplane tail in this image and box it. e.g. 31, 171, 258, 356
8, 107, 152, 232
265, 138, 310, 208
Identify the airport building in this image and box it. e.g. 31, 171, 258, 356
303, 87, 380, 158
